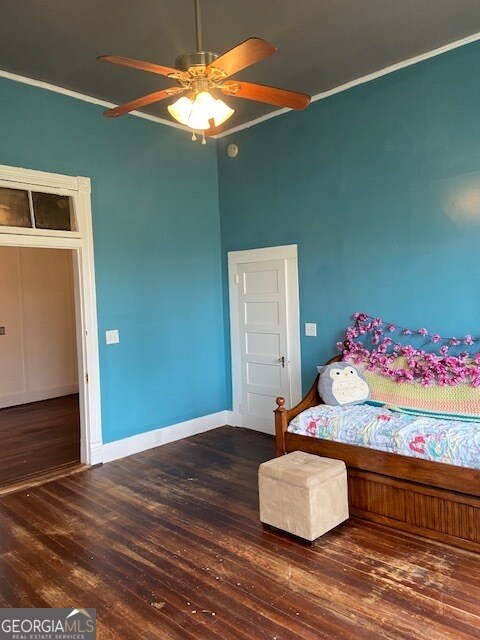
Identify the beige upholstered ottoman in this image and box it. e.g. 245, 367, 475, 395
259, 451, 349, 542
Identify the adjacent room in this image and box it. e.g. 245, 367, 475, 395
0, 245, 80, 487
0, 1, 479, 638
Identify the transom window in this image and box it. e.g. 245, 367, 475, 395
0, 186, 76, 232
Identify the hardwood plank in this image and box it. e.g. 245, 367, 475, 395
0, 462, 87, 497
1, 426, 479, 639
0, 394, 80, 487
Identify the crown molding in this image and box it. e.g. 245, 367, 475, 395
215, 29, 480, 138
0, 68, 189, 132
2, 28, 480, 139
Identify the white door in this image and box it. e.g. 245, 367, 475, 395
237, 259, 291, 433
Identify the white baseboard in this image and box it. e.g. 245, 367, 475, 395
101, 410, 231, 463
89, 443, 104, 466
244, 423, 275, 435
225, 410, 241, 426
0, 384, 79, 409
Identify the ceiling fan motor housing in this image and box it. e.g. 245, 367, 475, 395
175, 51, 218, 72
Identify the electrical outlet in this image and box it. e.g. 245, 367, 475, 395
305, 323, 317, 337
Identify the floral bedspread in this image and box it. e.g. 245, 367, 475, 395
287, 404, 480, 470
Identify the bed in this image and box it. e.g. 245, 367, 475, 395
275, 356, 480, 553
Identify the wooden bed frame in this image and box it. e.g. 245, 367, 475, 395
275, 357, 480, 553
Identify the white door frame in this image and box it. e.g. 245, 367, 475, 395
0, 164, 102, 465
228, 244, 301, 427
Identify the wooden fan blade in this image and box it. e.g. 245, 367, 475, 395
206, 38, 276, 78
98, 55, 187, 79
221, 80, 310, 110
204, 119, 226, 137
104, 88, 185, 118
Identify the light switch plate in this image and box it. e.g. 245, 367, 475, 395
305, 322, 317, 337
106, 329, 120, 344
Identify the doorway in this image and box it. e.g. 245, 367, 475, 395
0, 246, 81, 488
228, 245, 301, 434
0, 164, 102, 483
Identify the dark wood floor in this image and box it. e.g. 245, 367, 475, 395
1, 426, 479, 640
0, 394, 80, 488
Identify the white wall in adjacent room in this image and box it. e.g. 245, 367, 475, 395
0, 246, 78, 408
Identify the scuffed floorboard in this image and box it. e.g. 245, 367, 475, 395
0, 426, 479, 639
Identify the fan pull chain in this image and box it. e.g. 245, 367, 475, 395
190, 129, 207, 144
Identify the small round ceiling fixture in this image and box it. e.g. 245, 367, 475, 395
227, 143, 239, 158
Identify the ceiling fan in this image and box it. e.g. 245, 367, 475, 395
98, 0, 311, 143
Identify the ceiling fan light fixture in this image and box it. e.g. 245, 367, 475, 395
167, 96, 194, 126
189, 91, 215, 130
211, 97, 235, 127
100, 0, 311, 141
168, 91, 234, 131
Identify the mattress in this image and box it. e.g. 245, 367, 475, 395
287, 403, 480, 470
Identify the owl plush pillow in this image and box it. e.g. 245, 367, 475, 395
317, 362, 370, 406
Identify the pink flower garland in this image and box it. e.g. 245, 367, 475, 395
337, 313, 480, 387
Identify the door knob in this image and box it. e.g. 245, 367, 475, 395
278, 356, 285, 367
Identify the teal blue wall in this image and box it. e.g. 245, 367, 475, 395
4, 38, 480, 430
0, 77, 227, 443
218, 41, 480, 399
